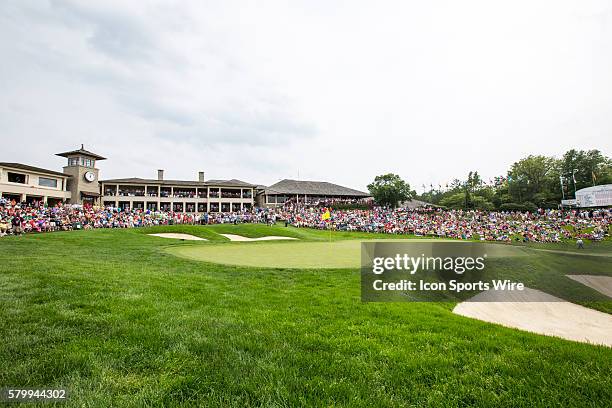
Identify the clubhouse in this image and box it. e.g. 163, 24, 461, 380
257, 179, 370, 207
1, 145, 372, 212
0, 162, 71, 206
100, 171, 255, 213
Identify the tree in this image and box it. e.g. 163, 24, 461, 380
367, 174, 413, 208
559, 149, 612, 193
414, 149, 611, 211
439, 192, 466, 209
508, 155, 556, 205
466, 171, 482, 193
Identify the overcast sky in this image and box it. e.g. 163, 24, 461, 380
1, 0, 611, 192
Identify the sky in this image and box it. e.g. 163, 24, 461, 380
1, 0, 611, 193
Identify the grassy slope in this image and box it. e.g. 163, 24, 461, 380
0, 225, 610, 407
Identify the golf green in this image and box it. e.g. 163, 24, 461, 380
167, 239, 529, 269
168, 240, 361, 269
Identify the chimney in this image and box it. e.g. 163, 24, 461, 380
157, 169, 164, 181
198, 171, 205, 182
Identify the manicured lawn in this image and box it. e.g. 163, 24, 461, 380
167, 239, 527, 269
0, 225, 610, 407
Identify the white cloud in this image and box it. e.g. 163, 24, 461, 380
1, 0, 610, 191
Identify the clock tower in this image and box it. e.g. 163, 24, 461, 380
56, 144, 106, 205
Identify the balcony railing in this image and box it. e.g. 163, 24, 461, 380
118, 191, 145, 197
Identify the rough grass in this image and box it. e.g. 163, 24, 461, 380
0, 225, 611, 407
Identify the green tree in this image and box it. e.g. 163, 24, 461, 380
439, 192, 466, 209
508, 155, 557, 205
367, 174, 413, 208
559, 149, 612, 193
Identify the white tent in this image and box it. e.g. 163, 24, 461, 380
575, 184, 612, 207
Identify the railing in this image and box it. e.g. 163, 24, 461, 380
118, 192, 145, 197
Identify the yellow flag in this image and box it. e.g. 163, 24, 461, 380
321, 210, 331, 221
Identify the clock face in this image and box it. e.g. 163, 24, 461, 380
84, 171, 95, 182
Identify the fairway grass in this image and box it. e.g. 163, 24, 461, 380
1, 225, 611, 407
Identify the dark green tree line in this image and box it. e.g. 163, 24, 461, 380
414, 149, 611, 210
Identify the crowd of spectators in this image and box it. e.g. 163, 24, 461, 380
0, 198, 277, 236
282, 197, 371, 207
1, 196, 609, 243
281, 206, 610, 243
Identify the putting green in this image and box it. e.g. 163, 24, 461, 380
166, 239, 529, 269
168, 240, 360, 269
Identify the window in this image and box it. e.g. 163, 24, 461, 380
68, 158, 79, 166
8, 172, 27, 184
39, 177, 58, 188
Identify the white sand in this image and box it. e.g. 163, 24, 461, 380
147, 233, 207, 241
566, 275, 612, 298
220, 234, 297, 242
453, 287, 612, 347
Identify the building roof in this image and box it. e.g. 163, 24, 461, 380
0, 162, 69, 178
399, 199, 439, 209
56, 145, 106, 160
576, 184, 612, 194
264, 179, 370, 197
100, 177, 256, 188
205, 179, 257, 187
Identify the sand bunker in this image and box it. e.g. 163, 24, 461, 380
566, 275, 612, 298
147, 233, 207, 241
453, 288, 612, 347
220, 234, 297, 242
